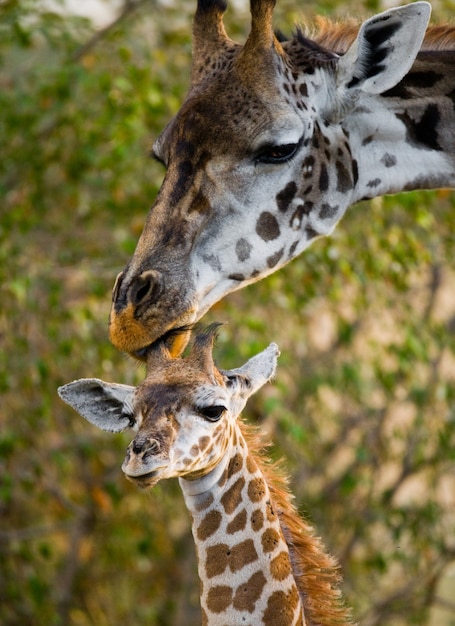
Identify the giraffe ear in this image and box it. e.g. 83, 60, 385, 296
58, 379, 135, 433
336, 2, 431, 96
223, 342, 280, 399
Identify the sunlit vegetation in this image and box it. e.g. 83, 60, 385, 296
2, 1, 455, 624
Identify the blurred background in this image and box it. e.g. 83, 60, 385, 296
1, 0, 455, 624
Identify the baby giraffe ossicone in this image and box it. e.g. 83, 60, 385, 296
59, 326, 351, 626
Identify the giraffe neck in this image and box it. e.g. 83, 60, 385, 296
180, 425, 305, 626
348, 49, 455, 202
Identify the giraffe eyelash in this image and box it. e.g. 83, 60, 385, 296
197, 405, 227, 422
254, 136, 303, 165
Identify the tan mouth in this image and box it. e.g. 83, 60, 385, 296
132, 326, 193, 361
124, 470, 161, 489
108, 303, 158, 355
109, 302, 196, 359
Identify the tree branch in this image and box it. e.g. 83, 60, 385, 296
70, 0, 151, 63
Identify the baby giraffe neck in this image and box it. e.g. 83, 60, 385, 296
180, 426, 305, 626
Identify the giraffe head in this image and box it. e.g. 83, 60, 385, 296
109, 0, 431, 359
58, 326, 279, 488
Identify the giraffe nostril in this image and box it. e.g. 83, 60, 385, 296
132, 438, 161, 456
130, 270, 163, 308
148, 439, 160, 455
133, 439, 145, 455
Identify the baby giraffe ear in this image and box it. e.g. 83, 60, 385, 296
223, 343, 280, 399
58, 379, 135, 433
337, 2, 430, 96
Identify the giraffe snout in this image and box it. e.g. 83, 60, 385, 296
108, 268, 166, 357
122, 435, 168, 484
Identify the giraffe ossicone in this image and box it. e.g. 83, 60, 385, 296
59, 326, 352, 626
108, 0, 455, 358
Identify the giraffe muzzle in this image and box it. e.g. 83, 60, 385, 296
109, 266, 198, 358
122, 437, 168, 488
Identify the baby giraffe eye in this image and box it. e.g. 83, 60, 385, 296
199, 405, 226, 422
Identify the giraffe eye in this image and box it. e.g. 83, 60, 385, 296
255, 141, 300, 164
199, 405, 226, 422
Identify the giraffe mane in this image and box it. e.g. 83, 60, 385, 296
420, 23, 455, 51
239, 419, 353, 626
298, 17, 455, 54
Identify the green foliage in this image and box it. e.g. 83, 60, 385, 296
2, 1, 455, 625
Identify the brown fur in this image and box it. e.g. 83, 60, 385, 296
303, 17, 455, 54
239, 420, 353, 626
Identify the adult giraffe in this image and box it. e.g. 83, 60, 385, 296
109, 0, 455, 358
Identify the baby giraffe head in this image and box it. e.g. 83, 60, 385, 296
58, 326, 279, 489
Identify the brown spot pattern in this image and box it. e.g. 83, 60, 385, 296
229, 539, 258, 572
217, 466, 228, 488
248, 477, 266, 502
305, 226, 319, 240
256, 212, 280, 241
233, 570, 267, 612
205, 543, 229, 578
270, 552, 292, 581
205, 538, 258, 577
206, 585, 233, 613
251, 509, 264, 532
335, 159, 353, 193
221, 476, 245, 514
228, 272, 245, 281
290, 201, 312, 227
263, 587, 301, 626
227, 452, 243, 477
197, 509, 222, 541
262, 528, 281, 553
198, 435, 210, 450
226, 508, 247, 534
276, 181, 297, 212
195, 493, 214, 512
235, 238, 252, 262
319, 203, 339, 219
319, 163, 329, 191
266, 248, 284, 269
381, 152, 397, 167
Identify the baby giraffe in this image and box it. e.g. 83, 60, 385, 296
59, 326, 351, 626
